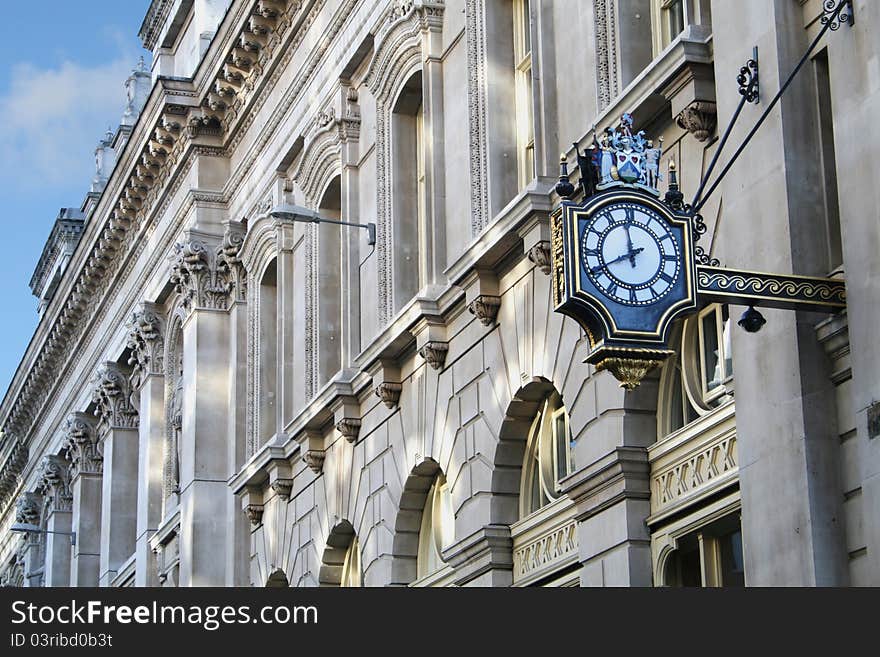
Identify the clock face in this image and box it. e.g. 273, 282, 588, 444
580, 202, 681, 306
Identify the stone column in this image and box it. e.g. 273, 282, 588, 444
220, 222, 250, 586
38, 455, 74, 586
64, 413, 102, 587
340, 88, 362, 367
713, 0, 847, 586
420, 17, 446, 288
92, 362, 140, 587
276, 219, 296, 435
127, 303, 166, 586
170, 231, 237, 586
15, 492, 45, 587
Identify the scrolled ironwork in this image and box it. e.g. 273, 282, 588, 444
821, 0, 853, 31
694, 246, 720, 267
737, 58, 759, 104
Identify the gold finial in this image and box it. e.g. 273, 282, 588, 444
668, 159, 677, 172
560, 152, 567, 163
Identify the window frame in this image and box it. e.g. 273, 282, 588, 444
513, 0, 535, 189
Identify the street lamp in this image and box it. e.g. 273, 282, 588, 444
270, 203, 376, 246
10, 522, 76, 546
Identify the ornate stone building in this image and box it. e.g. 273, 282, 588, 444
1, 0, 877, 587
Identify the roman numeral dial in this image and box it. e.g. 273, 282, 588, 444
580, 201, 682, 306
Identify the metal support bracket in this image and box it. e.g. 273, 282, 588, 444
822, 0, 854, 30
696, 265, 846, 314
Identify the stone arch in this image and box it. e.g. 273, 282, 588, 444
265, 568, 289, 588
490, 377, 560, 526
319, 520, 359, 587
239, 214, 285, 456
389, 457, 443, 585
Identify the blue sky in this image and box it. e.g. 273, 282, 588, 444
0, 2, 151, 396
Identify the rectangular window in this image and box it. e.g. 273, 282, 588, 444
513, 0, 534, 189
697, 304, 733, 403
651, 0, 712, 57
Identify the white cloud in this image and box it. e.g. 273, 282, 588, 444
0, 57, 137, 189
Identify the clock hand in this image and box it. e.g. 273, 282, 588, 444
623, 222, 636, 268
591, 248, 644, 274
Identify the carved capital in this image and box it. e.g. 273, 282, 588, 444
126, 303, 165, 388
375, 382, 403, 409
64, 413, 102, 477
418, 342, 449, 370
303, 450, 325, 474
335, 418, 362, 444
467, 295, 501, 327
170, 233, 242, 315
15, 491, 42, 525
245, 503, 264, 526
527, 241, 552, 275
676, 102, 717, 142
92, 362, 139, 433
38, 455, 72, 513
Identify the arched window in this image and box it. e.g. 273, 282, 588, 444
320, 521, 362, 587
520, 391, 572, 518
340, 536, 362, 588
659, 303, 734, 436
417, 473, 455, 579
391, 71, 424, 311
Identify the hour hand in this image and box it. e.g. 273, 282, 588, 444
591, 248, 644, 273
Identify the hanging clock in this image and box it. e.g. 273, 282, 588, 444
551, 188, 697, 388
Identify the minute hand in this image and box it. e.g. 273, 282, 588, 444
591, 248, 644, 273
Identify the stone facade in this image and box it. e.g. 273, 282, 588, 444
1, 0, 878, 587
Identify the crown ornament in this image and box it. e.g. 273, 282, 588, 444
560, 114, 664, 200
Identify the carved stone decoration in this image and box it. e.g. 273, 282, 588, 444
64, 413, 102, 477
595, 357, 666, 391
169, 235, 238, 315
245, 503, 265, 526
375, 382, 403, 409
467, 295, 502, 326
216, 222, 248, 303
0, 434, 28, 509
270, 478, 293, 500
466, 0, 490, 235
335, 418, 362, 444
126, 303, 165, 389
303, 450, 325, 474
676, 102, 718, 142
91, 362, 139, 433
418, 342, 449, 370
594, 0, 620, 111
527, 241, 552, 275
15, 491, 42, 525
38, 455, 73, 513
